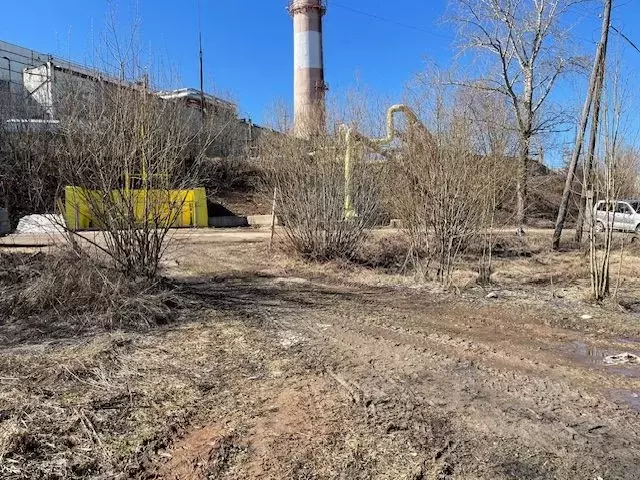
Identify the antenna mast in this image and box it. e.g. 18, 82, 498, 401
198, 0, 206, 123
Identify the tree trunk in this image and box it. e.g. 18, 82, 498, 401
516, 135, 529, 236
516, 64, 535, 237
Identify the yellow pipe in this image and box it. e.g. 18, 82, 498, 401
342, 104, 423, 219
343, 126, 356, 218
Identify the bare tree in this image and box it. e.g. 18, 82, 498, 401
589, 108, 616, 300
456, 86, 518, 159
449, 0, 587, 234
588, 56, 631, 301
260, 130, 382, 261
389, 81, 510, 285
589, 144, 636, 299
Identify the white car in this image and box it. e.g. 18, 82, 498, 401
593, 200, 640, 234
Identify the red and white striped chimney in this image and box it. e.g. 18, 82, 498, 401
289, 0, 327, 138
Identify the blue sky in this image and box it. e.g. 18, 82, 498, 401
0, 0, 454, 120
2, 0, 640, 162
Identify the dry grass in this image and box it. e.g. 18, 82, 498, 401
288, 228, 640, 303
167, 227, 640, 301
0, 321, 232, 479
352, 231, 414, 272
0, 251, 183, 344
2, 229, 640, 478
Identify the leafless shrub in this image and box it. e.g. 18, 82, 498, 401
260, 132, 382, 261
196, 155, 262, 198
0, 123, 62, 229
589, 169, 615, 301
53, 70, 229, 278
388, 88, 509, 285
588, 65, 630, 301
352, 233, 416, 272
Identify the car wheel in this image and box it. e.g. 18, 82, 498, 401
595, 221, 605, 233
635, 224, 640, 235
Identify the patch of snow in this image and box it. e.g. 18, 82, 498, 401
278, 330, 306, 349
15, 214, 66, 235
273, 277, 309, 285
604, 352, 640, 366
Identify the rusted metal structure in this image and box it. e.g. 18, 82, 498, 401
289, 0, 327, 138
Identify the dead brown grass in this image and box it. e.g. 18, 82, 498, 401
0, 251, 182, 344
0, 324, 219, 479
3, 229, 640, 479
352, 231, 414, 272
316, 229, 640, 304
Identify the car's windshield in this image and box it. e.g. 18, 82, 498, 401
630, 201, 640, 213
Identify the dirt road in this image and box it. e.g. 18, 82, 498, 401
2, 231, 640, 479
140, 271, 639, 480
0, 228, 272, 248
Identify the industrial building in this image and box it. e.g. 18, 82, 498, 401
0, 40, 56, 118
0, 39, 262, 149
0, 38, 271, 231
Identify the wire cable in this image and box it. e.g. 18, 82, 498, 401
330, 2, 454, 40
610, 24, 640, 54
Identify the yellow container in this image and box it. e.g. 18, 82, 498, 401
64, 186, 208, 231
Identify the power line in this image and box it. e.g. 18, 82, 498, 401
612, 0, 635, 9
610, 24, 640, 54
330, 2, 454, 41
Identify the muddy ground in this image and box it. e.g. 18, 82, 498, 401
2, 229, 640, 479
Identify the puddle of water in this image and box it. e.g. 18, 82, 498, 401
566, 341, 608, 365
610, 390, 640, 413
616, 336, 640, 345
609, 367, 640, 378
565, 341, 640, 378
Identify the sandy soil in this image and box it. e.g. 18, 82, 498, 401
2, 229, 640, 479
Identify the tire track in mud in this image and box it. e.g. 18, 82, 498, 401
164, 277, 640, 479
258, 280, 640, 479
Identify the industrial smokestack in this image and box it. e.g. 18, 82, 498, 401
289, 0, 327, 138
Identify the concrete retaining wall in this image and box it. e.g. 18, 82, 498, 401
208, 215, 278, 228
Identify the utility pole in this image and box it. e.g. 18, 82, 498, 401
552, 0, 612, 250
574, 56, 607, 243
199, 30, 206, 124
198, 0, 206, 124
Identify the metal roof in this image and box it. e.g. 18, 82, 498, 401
156, 88, 236, 109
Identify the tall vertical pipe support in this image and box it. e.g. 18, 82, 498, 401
289, 0, 327, 138
342, 104, 423, 219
